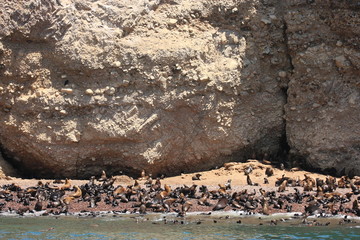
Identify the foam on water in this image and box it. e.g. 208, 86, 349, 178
2, 208, 360, 220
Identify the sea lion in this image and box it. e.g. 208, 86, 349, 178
350, 181, 359, 194
36, 189, 47, 201
87, 197, 95, 208
132, 180, 141, 191
244, 166, 253, 175
63, 196, 74, 205
34, 200, 43, 211
265, 167, 274, 177
179, 185, 196, 197
304, 174, 315, 186
264, 178, 269, 184
160, 184, 171, 198
316, 186, 324, 198
325, 176, 337, 191
71, 185, 82, 198
17, 206, 30, 215
316, 178, 324, 187
344, 192, 353, 199
213, 197, 228, 211
305, 201, 320, 215
88, 176, 96, 186
244, 201, 256, 210
152, 178, 161, 191
303, 180, 313, 192
247, 175, 253, 186
182, 201, 192, 213
98, 170, 107, 182
278, 180, 287, 192
102, 177, 116, 189
280, 163, 285, 170
139, 204, 146, 214
178, 201, 192, 216
188, 185, 197, 198
225, 179, 232, 190
270, 219, 277, 225
139, 169, 146, 180
192, 174, 202, 181
144, 176, 153, 186
26, 188, 37, 195
353, 200, 359, 211
261, 198, 269, 215
286, 205, 292, 212
59, 178, 71, 190
198, 193, 210, 206
216, 184, 226, 196
113, 185, 126, 197
259, 188, 266, 197
337, 176, 347, 188
231, 199, 241, 208
163, 198, 177, 211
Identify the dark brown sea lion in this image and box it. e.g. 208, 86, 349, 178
213, 197, 228, 211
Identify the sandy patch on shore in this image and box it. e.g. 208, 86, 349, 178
159, 159, 327, 187
0, 159, 334, 188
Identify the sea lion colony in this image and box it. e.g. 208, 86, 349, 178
1, 167, 360, 221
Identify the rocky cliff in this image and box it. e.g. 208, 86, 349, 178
0, 0, 359, 178
285, 0, 360, 176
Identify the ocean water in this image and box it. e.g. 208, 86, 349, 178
1, 213, 360, 240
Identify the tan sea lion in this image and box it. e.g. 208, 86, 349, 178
278, 180, 287, 192
63, 196, 74, 205
59, 178, 71, 190
261, 198, 270, 215
71, 185, 82, 198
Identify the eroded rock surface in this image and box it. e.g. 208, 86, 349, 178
0, 0, 290, 178
0, 0, 359, 178
285, 0, 360, 176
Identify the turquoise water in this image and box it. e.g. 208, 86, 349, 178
1, 214, 360, 240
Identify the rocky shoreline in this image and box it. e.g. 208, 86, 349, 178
1, 160, 360, 226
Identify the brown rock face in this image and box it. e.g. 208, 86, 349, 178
0, 0, 288, 178
0, 0, 358, 178
285, 1, 360, 176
